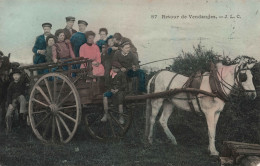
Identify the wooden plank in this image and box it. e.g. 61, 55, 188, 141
92, 88, 217, 101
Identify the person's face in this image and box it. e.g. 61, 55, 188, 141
108, 38, 114, 47
101, 45, 106, 53
99, 31, 107, 40
48, 38, 55, 46
66, 21, 74, 29
87, 35, 95, 44
78, 24, 87, 33
43, 27, 51, 36
13, 73, 21, 82
113, 38, 119, 44
112, 66, 120, 73
58, 33, 65, 42
121, 44, 131, 54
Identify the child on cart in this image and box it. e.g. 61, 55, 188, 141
101, 61, 127, 124
5, 68, 29, 133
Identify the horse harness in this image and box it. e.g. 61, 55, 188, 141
150, 70, 204, 116
149, 63, 254, 117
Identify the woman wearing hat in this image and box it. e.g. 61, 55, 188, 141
79, 31, 104, 76
101, 61, 127, 124
52, 29, 75, 62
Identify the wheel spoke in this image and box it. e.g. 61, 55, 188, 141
32, 110, 47, 114
109, 112, 124, 130
58, 111, 76, 123
32, 98, 49, 107
57, 105, 76, 111
35, 113, 51, 129
55, 116, 63, 142
43, 116, 52, 139
36, 86, 51, 105
52, 116, 56, 142
108, 117, 116, 137
57, 114, 72, 135
109, 109, 129, 117
86, 114, 102, 127
56, 80, 65, 103
53, 76, 57, 102
44, 78, 53, 102
57, 91, 73, 107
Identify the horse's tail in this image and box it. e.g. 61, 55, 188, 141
144, 76, 153, 139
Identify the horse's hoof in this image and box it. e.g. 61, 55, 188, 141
210, 151, 219, 156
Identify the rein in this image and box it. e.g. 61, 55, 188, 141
214, 64, 256, 100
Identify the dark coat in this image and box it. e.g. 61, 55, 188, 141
7, 75, 29, 105
112, 51, 139, 70
63, 28, 77, 40
70, 32, 87, 57
32, 34, 46, 64
108, 71, 127, 91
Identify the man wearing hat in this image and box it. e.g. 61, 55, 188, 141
113, 32, 138, 59
5, 68, 29, 133
101, 61, 127, 124
32, 23, 52, 74
113, 42, 146, 94
70, 20, 88, 65
64, 16, 77, 40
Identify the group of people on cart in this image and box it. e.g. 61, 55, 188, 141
0, 16, 147, 133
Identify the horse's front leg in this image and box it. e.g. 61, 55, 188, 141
205, 111, 219, 156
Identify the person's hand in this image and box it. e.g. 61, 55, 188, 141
53, 59, 58, 63
114, 89, 119, 93
120, 67, 127, 72
65, 39, 70, 44
8, 104, 14, 110
111, 47, 118, 51
132, 65, 137, 71
111, 89, 115, 94
92, 61, 99, 67
38, 50, 46, 55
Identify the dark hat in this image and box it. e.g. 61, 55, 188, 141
120, 41, 131, 47
11, 68, 22, 75
42, 23, 52, 28
112, 61, 122, 69
78, 20, 88, 26
66, 16, 75, 22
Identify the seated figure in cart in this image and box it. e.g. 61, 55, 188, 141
113, 42, 146, 94
5, 68, 29, 133
79, 31, 105, 78
101, 61, 127, 124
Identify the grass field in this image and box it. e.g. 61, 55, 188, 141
0, 104, 225, 166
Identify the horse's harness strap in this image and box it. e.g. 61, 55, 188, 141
166, 73, 178, 91
150, 70, 167, 93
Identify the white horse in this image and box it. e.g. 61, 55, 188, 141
145, 59, 256, 156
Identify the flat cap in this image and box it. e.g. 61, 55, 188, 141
66, 16, 75, 22
11, 68, 22, 75
78, 20, 88, 26
42, 23, 52, 28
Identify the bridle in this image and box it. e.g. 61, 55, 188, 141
217, 63, 256, 98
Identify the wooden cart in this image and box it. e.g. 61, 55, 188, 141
19, 58, 216, 143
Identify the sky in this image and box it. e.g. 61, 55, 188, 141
0, 0, 259, 70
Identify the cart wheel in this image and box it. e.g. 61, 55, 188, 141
29, 73, 81, 143
84, 104, 133, 140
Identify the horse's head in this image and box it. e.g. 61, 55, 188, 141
235, 58, 257, 100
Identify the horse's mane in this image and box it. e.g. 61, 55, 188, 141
0, 56, 11, 73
